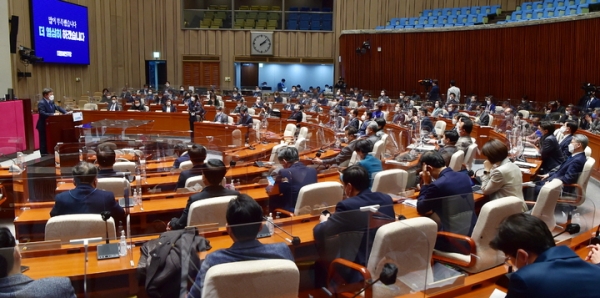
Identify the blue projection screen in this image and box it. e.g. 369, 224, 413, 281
30, 0, 90, 65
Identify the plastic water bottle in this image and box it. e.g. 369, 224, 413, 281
132, 189, 138, 206
138, 189, 144, 209
119, 231, 127, 257
266, 213, 274, 235
54, 142, 62, 169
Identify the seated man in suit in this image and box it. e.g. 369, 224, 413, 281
162, 99, 177, 113
419, 108, 434, 133
437, 130, 459, 167
267, 147, 317, 213
417, 151, 477, 253
188, 194, 294, 298
168, 159, 240, 230
237, 107, 253, 127
313, 165, 395, 285
456, 117, 474, 153
490, 213, 600, 298
128, 98, 145, 111
347, 109, 360, 130
0, 228, 76, 298
313, 126, 359, 167
172, 143, 190, 169
107, 95, 122, 111
534, 134, 588, 198
96, 150, 121, 178
252, 97, 265, 109
213, 107, 228, 124
50, 162, 125, 223
363, 122, 381, 146
175, 144, 207, 189
288, 104, 304, 123
537, 121, 564, 175
558, 120, 578, 158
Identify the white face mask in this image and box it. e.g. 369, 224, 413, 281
452, 118, 457, 125
49, 95, 55, 101
568, 143, 576, 153
566, 111, 570, 115
112, 100, 116, 103
399, 96, 404, 99
487, 100, 491, 104
435, 104, 439, 108
165, 83, 170, 87
381, 92, 385, 96
395, 107, 400, 112
360, 115, 366, 121
180, 88, 184, 91
167, 102, 171, 106
447, 107, 452, 112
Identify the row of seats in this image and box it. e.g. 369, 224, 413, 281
289, 7, 332, 12
199, 18, 224, 29
238, 5, 280, 11
287, 20, 333, 30
235, 11, 280, 20
501, 4, 590, 23
207, 5, 229, 10
288, 13, 333, 21
515, 0, 598, 11
421, 5, 502, 17
234, 19, 278, 30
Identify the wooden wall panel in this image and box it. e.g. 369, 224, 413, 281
339, 17, 600, 106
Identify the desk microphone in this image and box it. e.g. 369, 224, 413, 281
591, 224, 600, 245
553, 211, 581, 238
351, 263, 398, 298
264, 216, 301, 245
96, 211, 120, 260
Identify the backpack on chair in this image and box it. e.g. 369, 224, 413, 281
137, 228, 211, 298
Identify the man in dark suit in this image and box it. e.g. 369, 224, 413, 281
36, 88, 67, 155
538, 121, 564, 174
155, 91, 169, 105
128, 98, 145, 111
213, 107, 228, 124
168, 159, 239, 230
107, 95, 122, 111
50, 162, 125, 223
417, 151, 477, 253
347, 109, 360, 130
428, 79, 441, 102
96, 150, 121, 178
490, 213, 600, 298
313, 126, 358, 167
162, 99, 177, 113
437, 130, 459, 167
0, 228, 76, 298
175, 144, 207, 189
288, 105, 303, 123
267, 147, 317, 212
558, 121, 578, 158
313, 165, 395, 285
419, 108, 434, 133
535, 134, 588, 197
171, 143, 190, 169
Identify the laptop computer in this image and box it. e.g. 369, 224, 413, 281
256, 222, 272, 239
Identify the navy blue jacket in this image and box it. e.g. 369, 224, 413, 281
421, 116, 434, 132
172, 154, 190, 169
313, 189, 395, 267
277, 162, 317, 212
36, 99, 66, 130
237, 114, 253, 126
169, 185, 240, 230
540, 134, 564, 174
428, 85, 440, 101
505, 246, 600, 298
347, 117, 360, 130
176, 164, 206, 189
50, 184, 125, 223
548, 152, 586, 185
558, 134, 573, 159
288, 111, 303, 123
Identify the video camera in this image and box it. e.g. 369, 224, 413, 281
582, 82, 596, 94
418, 79, 433, 87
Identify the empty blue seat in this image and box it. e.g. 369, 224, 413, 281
300, 13, 311, 21
468, 15, 478, 23
298, 20, 309, 30
533, 9, 544, 19
457, 14, 468, 23
375, 25, 384, 30
434, 24, 444, 28
422, 9, 432, 17
555, 7, 567, 16
438, 16, 448, 24
300, 7, 310, 11
544, 0, 554, 8
566, 5, 578, 14
481, 6, 491, 14
442, 8, 452, 16
447, 15, 457, 24
390, 18, 400, 24
384, 25, 394, 29
522, 9, 534, 19
472, 6, 481, 14
491, 4, 501, 14
444, 23, 454, 27
287, 21, 298, 29
311, 7, 320, 11
322, 7, 332, 12
288, 13, 299, 20
418, 17, 428, 24
556, 0, 567, 7
476, 14, 488, 23
543, 7, 556, 17
455, 23, 464, 27
428, 17, 438, 24
522, 3, 533, 10
408, 17, 418, 25
394, 25, 404, 29
431, 9, 442, 16
460, 7, 471, 15
404, 25, 414, 29
322, 20, 332, 30
322, 14, 333, 21
310, 14, 321, 21
579, 3, 590, 13
399, 18, 409, 25
414, 24, 424, 28
424, 24, 434, 28
451, 8, 461, 15
533, 1, 544, 9
289, 7, 299, 11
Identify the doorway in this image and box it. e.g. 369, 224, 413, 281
146, 60, 167, 90
240, 63, 259, 89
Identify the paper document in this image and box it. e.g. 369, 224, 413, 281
402, 199, 418, 208
489, 288, 506, 298
514, 161, 537, 168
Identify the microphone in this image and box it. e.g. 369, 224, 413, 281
350, 263, 398, 298
553, 212, 581, 238
590, 224, 600, 245
97, 211, 120, 260
100, 211, 112, 244
0, 153, 21, 173
263, 216, 301, 245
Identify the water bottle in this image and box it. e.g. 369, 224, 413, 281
138, 189, 144, 209
119, 230, 127, 257
266, 213, 274, 234
16, 152, 23, 169
132, 189, 138, 206
54, 142, 62, 169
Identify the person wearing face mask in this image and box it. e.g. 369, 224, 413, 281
483, 96, 495, 113
252, 97, 265, 109
288, 86, 298, 99
419, 108, 434, 133
416, 151, 477, 253
392, 104, 405, 124
445, 92, 459, 106
558, 120, 578, 158
317, 94, 329, 106
347, 109, 360, 130
267, 147, 317, 212
580, 112, 593, 131
436, 130, 459, 166
446, 104, 457, 118
188, 95, 205, 139
272, 92, 282, 103
288, 105, 303, 123
252, 86, 262, 98
107, 95, 122, 111
490, 213, 600, 298
100, 88, 111, 103
431, 101, 445, 118
377, 90, 390, 104
361, 94, 374, 109
211, 107, 226, 124
517, 95, 532, 111
231, 90, 242, 101
406, 108, 419, 129
36, 88, 67, 155
358, 111, 373, 136
536, 134, 588, 194
352, 88, 363, 102
537, 121, 564, 175
129, 98, 145, 112
299, 92, 310, 106
480, 139, 527, 210
308, 100, 322, 113
447, 80, 461, 103
497, 108, 514, 132
161, 99, 176, 113
427, 79, 441, 102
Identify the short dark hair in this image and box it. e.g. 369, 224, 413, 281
540, 121, 555, 135
345, 125, 358, 136
461, 118, 473, 134
489, 213, 555, 257
240, 107, 248, 113
444, 130, 459, 143
202, 159, 227, 186
566, 120, 578, 134
0, 227, 16, 278
342, 165, 370, 192
354, 139, 373, 155
481, 139, 508, 164
174, 143, 187, 155
375, 118, 386, 130
450, 80, 456, 86
97, 150, 116, 168
72, 162, 98, 184
351, 109, 358, 116
419, 151, 446, 168
420, 108, 428, 116
277, 147, 299, 163
188, 144, 207, 164
226, 194, 263, 241
42, 88, 53, 96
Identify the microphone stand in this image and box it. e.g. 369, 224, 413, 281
264, 217, 301, 245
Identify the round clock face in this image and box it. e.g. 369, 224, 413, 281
252, 34, 272, 54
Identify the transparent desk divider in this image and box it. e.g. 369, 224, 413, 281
0, 137, 26, 156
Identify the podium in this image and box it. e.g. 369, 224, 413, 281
46, 114, 81, 155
